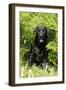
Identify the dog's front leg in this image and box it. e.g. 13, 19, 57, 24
42, 61, 46, 69
43, 49, 48, 71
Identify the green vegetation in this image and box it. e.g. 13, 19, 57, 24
20, 12, 58, 78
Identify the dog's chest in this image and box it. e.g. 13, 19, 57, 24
33, 47, 44, 61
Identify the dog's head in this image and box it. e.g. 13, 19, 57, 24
34, 26, 48, 44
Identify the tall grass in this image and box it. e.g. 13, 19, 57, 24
20, 64, 58, 78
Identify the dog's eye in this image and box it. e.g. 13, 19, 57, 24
42, 29, 44, 32
42, 29, 45, 33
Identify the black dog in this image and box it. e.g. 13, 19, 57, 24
28, 26, 49, 69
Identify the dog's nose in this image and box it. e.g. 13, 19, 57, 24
39, 36, 43, 39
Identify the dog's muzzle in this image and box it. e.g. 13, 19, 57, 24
39, 36, 44, 43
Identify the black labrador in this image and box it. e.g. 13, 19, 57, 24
28, 26, 49, 70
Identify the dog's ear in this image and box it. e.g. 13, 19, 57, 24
44, 27, 48, 36
33, 26, 39, 33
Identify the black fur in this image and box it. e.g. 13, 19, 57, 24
28, 26, 49, 69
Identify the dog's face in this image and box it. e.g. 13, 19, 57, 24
35, 26, 47, 43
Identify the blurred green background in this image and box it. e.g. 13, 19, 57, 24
19, 12, 58, 78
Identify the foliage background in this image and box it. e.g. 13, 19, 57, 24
20, 12, 58, 77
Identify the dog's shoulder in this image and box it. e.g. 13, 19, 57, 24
30, 44, 39, 54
